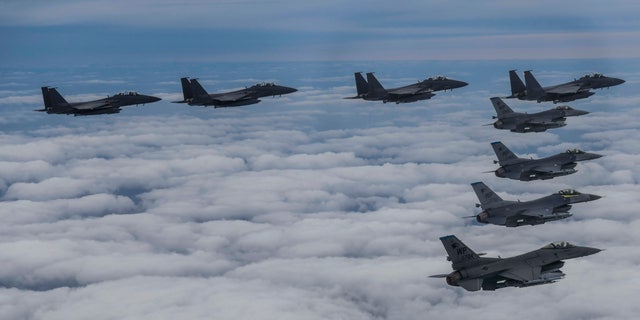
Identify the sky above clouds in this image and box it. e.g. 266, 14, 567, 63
1, 1, 640, 320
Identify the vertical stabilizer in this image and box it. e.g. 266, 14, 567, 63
439, 235, 481, 269
42, 87, 72, 113
491, 141, 520, 165
509, 70, 526, 97
354, 72, 368, 97
490, 97, 514, 117
180, 77, 193, 101
188, 79, 211, 100
471, 182, 504, 208
524, 71, 545, 100
365, 72, 387, 98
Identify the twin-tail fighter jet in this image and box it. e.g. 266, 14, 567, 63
429, 235, 600, 291
173, 77, 297, 108
469, 181, 601, 227
488, 97, 589, 133
507, 70, 624, 103
36, 87, 161, 116
345, 72, 467, 104
490, 141, 603, 181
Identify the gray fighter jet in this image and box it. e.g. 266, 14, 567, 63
491, 141, 603, 181
173, 77, 297, 107
429, 235, 601, 291
345, 72, 467, 104
469, 181, 601, 227
489, 97, 589, 132
507, 70, 624, 103
36, 87, 161, 116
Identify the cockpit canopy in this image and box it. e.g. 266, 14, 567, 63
558, 189, 581, 196
555, 105, 574, 110
581, 73, 604, 79
115, 91, 140, 96
542, 241, 575, 249
426, 75, 448, 81
254, 82, 276, 87
565, 148, 585, 154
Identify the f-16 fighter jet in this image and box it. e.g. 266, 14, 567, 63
345, 72, 467, 104
429, 235, 601, 291
469, 181, 601, 227
491, 141, 603, 181
489, 97, 589, 132
507, 70, 624, 103
36, 87, 161, 116
173, 77, 297, 107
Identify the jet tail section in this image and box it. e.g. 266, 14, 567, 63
471, 182, 504, 208
524, 71, 545, 100
490, 97, 514, 117
188, 79, 213, 105
491, 141, 521, 165
440, 235, 481, 270
509, 70, 526, 98
354, 72, 368, 97
180, 77, 193, 101
365, 73, 387, 99
40, 87, 72, 113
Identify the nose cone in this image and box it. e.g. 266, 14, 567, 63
610, 77, 625, 86
452, 80, 468, 88
587, 194, 602, 201
280, 86, 297, 95
568, 109, 589, 116
581, 246, 602, 257
578, 152, 603, 161
148, 95, 162, 103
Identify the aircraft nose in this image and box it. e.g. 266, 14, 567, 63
585, 152, 603, 160
150, 96, 162, 102
583, 247, 602, 256
454, 80, 468, 88
612, 77, 625, 86
283, 86, 297, 94
587, 194, 602, 201
571, 109, 590, 116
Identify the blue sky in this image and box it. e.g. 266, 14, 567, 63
1, 1, 640, 320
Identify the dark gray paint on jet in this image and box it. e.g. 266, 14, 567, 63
491, 141, 603, 181
345, 72, 467, 104
36, 87, 161, 116
489, 97, 589, 133
470, 181, 601, 227
429, 235, 601, 291
507, 70, 624, 103
173, 77, 297, 107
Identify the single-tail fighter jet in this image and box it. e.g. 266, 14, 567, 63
173, 77, 297, 107
488, 97, 589, 132
429, 235, 601, 291
36, 87, 161, 116
507, 70, 624, 103
490, 141, 603, 181
469, 181, 601, 227
345, 72, 467, 104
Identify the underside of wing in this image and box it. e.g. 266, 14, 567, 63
546, 83, 582, 94
499, 265, 541, 282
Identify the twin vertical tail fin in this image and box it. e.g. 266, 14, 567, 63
523, 71, 545, 100
180, 77, 193, 101
354, 72, 368, 97
471, 182, 504, 208
490, 97, 514, 118
365, 72, 387, 98
491, 141, 520, 165
38, 87, 71, 113
509, 70, 526, 98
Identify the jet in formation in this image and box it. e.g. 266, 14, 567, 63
345, 72, 467, 104
173, 77, 297, 108
36, 87, 161, 116
490, 141, 603, 181
469, 181, 601, 227
488, 97, 589, 133
507, 70, 625, 103
429, 235, 601, 291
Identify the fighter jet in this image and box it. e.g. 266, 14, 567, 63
491, 141, 603, 181
469, 181, 601, 227
489, 97, 589, 133
429, 235, 601, 291
36, 87, 161, 116
173, 77, 297, 107
507, 70, 624, 103
344, 72, 467, 104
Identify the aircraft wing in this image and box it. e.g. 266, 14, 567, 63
214, 91, 252, 102
387, 84, 427, 95
499, 265, 542, 282
71, 101, 114, 111
545, 83, 583, 94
